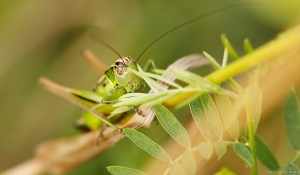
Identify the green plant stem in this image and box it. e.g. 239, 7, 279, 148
163, 25, 300, 108
245, 103, 258, 175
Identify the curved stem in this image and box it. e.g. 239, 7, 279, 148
245, 103, 258, 175
163, 25, 300, 108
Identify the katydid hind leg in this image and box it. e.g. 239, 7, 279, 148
90, 87, 127, 131
90, 104, 119, 131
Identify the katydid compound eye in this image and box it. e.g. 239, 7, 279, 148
115, 61, 125, 68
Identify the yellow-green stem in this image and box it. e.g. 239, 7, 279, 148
245, 103, 258, 175
164, 25, 300, 107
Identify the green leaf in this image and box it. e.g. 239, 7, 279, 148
227, 91, 248, 140
284, 87, 300, 150
232, 143, 254, 166
250, 89, 262, 133
214, 140, 227, 159
198, 142, 213, 159
284, 163, 300, 175
221, 34, 239, 61
154, 104, 191, 148
215, 94, 232, 127
227, 119, 239, 141
215, 93, 239, 141
214, 167, 237, 175
255, 135, 280, 171
107, 166, 148, 175
182, 150, 196, 175
169, 161, 186, 175
243, 38, 254, 54
190, 96, 211, 141
203, 51, 222, 71
200, 93, 223, 139
123, 128, 171, 162
221, 47, 228, 68
203, 52, 242, 92
137, 65, 182, 89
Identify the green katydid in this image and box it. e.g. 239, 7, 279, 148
39, 3, 260, 132
87, 55, 157, 131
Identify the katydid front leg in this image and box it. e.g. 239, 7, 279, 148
91, 59, 156, 131
127, 59, 157, 117
90, 86, 127, 132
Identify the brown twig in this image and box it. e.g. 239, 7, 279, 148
0, 54, 209, 175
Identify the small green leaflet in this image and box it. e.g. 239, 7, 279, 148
284, 87, 300, 151
181, 150, 196, 175
255, 135, 280, 171
214, 140, 227, 159
215, 93, 239, 141
221, 34, 239, 61
250, 89, 262, 133
198, 142, 213, 159
169, 161, 186, 175
154, 104, 191, 148
243, 38, 254, 54
284, 163, 300, 175
232, 142, 254, 167
123, 128, 171, 162
189, 95, 211, 141
190, 93, 223, 140
107, 166, 148, 175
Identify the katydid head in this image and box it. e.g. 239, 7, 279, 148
114, 56, 133, 76
111, 56, 141, 92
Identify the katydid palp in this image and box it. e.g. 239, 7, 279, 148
39, 3, 260, 132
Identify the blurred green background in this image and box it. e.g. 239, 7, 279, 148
0, 0, 300, 174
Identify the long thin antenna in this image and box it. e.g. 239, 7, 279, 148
136, 3, 268, 62
90, 33, 123, 59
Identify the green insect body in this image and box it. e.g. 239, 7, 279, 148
95, 57, 145, 98
80, 56, 154, 131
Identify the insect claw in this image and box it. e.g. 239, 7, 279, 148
137, 110, 145, 117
